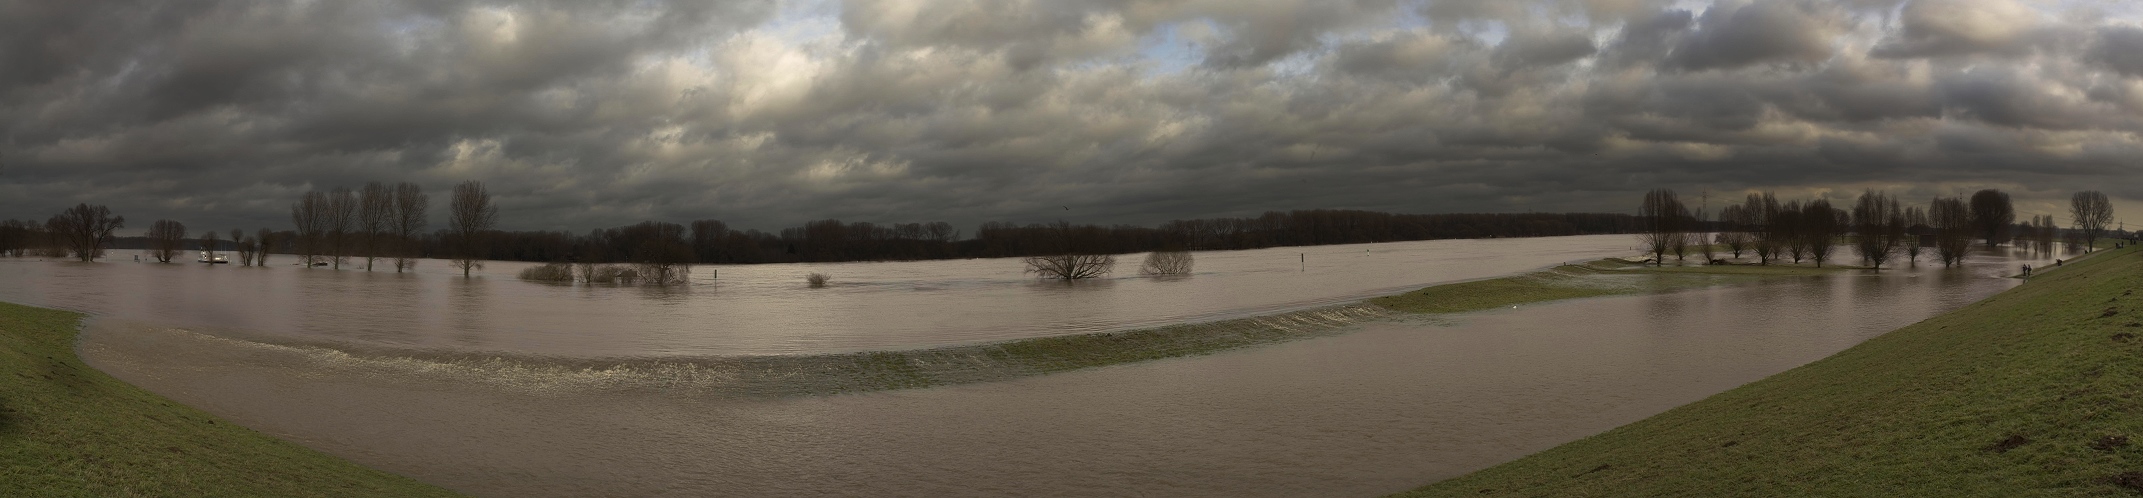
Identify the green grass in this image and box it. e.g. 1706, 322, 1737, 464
1371, 259, 1854, 314
1396, 245, 2143, 497
0, 302, 460, 497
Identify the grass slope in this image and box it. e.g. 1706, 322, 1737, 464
0, 302, 460, 497
1372, 259, 1853, 314
1398, 246, 2143, 497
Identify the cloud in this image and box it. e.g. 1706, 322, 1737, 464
4, 0, 2143, 234
1667, 1, 1844, 71
1869, 0, 2042, 59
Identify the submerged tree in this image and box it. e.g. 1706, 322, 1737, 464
1903, 205, 1928, 265
325, 187, 356, 269
1851, 190, 1907, 271
291, 191, 327, 267
256, 228, 275, 266
1930, 196, 1973, 267
200, 230, 222, 262
47, 203, 124, 262
391, 182, 428, 272
1969, 189, 2014, 248
1139, 249, 1194, 276
448, 180, 498, 277
146, 219, 187, 263
358, 182, 392, 270
1802, 199, 1843, 267
1025, 221, 1116, 280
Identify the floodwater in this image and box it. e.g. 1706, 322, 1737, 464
3, 238, 2083, 497
1, 236, 1636, 356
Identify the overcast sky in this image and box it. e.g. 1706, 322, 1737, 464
7, 0, 2143, 234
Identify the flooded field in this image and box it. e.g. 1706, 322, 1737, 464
1, 237, 2079, 496
1, 235, 1635, 356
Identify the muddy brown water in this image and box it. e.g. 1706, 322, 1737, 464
0, 238, 2080, 496
2, 236, 1637, 356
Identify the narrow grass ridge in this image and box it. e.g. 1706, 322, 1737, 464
1397, 245, 2143, 497
0, 302, 460, 497
1371, 258, 1853, 314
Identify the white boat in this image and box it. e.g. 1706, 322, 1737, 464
197, 251, 229, 264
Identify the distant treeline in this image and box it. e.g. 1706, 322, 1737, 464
0, 193, 1639, 266
406, 210, 1638, 265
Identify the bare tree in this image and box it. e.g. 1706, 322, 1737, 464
1693, 206, 1717, 264
256, 228, 275, 266
1802, 200, 1838, 267
1025, 221, 1116, 280
2071, 190, 2113, 252
291, 191, 328, 267
1749, 193, 1784, 265
630, 222, 694, 285
358, 182, 392, 270
200, 230, 221, 263
1930, 196, 1973, 267
1903, 205, 1928, 265
391, 182, 428, 272
448, 180, 498, 277
1139, 249, 1194, 275
1780, 200, 1807, 264
1637, 189, 1686, 265
46, 203, 125, 262
1851, 190, 1907, 271
325, 187, 356, 269
2029, 215, 2058, 253
228, 229, 249, 266
145, 219, 187, 263
0, 219, 32, 257
1027, 254, 1116, 280
1969, 189, 2014, 247
1717, 204, 1751, 259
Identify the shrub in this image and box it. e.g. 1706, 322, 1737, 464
807, 273, 830, 288
1025, 254, 1114, 280
517, 263, 575, 282
582, 264, 636, 284
1139, 250, 1193, 276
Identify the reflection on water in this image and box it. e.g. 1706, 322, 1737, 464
61, 243, 2078, 497
0, 235, 1640, 356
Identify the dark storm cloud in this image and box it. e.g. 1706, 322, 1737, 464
1666, 1, 1841, 71
5, 0, 2143, 234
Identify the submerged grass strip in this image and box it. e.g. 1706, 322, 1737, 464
1396, 246, 2143, 497
0, 302, 459, 497
143, 258, 1867, 399
1370, 258, 1855, 314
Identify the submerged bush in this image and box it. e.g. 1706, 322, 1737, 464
635, 262, 690, 286
517, 263, 575, 282
807, 273, 830, 288
1139, 250, 1193, 276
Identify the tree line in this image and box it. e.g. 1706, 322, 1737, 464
422, 210, 1638, 267
1635, 188, 2117, 270
1, 199, 1638, 270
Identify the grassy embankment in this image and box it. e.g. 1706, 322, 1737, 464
0, 302, 459, 497
1372, 258, 1856, 314
1398, 245, 2143, 496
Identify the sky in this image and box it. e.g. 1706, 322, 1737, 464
7, 0, 2143, 234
